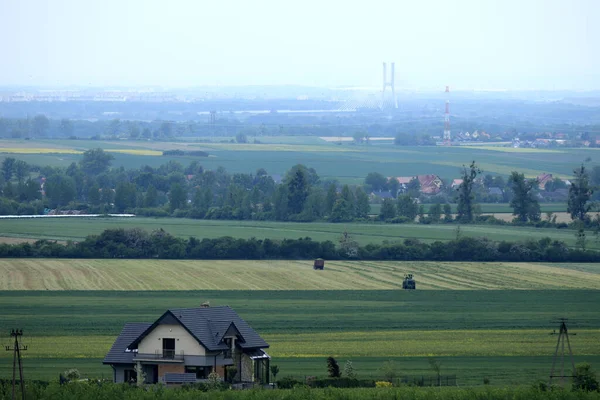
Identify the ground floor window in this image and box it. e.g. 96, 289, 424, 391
254, 358, 269, 384
185, 366, 212, 379
124, 369, 137, 383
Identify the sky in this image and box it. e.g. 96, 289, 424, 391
1, 0, 599, 90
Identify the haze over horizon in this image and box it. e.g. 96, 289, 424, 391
1, 0, 599, 91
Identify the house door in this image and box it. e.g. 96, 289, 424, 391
162, 338, 175, 359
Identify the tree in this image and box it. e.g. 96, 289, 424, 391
380, 360, 397, 382
144, 185, 158, 208
87, 184, 101, 205
286, 165, 310, 215
301, 188, 325, 221
364, 172, 387, 192
169, 183, 187, 212
13, 160, 29, 185
429, 203, 442, 222
443, 203, 453, 222
80, 148, 114, 175
387, 178, 399, 198
355, 188, 371, 218
270, 365, 279, 381
397, 194, 418, 220
114, 182, 137, 212
572, 362, 599, 392
327, 356, 341, 378
2, 157, 15, 181
59, 118, 74, 137
344, 360, 356, 379
418, 204, 425, 222
428, 358, 442, 387
330, 199, 353, 222
44, 174, 76, 207
379, 198, 396, 220
325, 183, 337, 215
456, 161, 481, 223
508, 172, 541, 222
407, 177, 421, 197
568, 165, 593, 222
352, 131, 365, 144
340, 185, 355, 215
235, 132, 248, 143
32, 114, 50, 137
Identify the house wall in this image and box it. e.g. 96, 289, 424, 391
138, 324, 206, 356
240, 353, 253, 382
112, 365, 133, 383
158, 364, 185, 378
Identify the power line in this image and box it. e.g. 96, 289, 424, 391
5, 329, 27, 400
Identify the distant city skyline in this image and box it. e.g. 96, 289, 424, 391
1, 0, 599, 90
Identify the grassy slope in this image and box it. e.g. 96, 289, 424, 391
0, 217, 596, 249
1, 290, 599, 385
2, 259, 600, 290
1, 139, 596, 182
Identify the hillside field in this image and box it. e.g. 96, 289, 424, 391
2, 259, 600, 290
1, 217, 597, 250
1, 138, 597, 183
0, 290, 599, 385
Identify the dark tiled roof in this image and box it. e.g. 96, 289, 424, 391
103, 323, 151, 365
169, 306, 268, 351
117, 306, 269, 363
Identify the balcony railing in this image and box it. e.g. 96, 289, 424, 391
134, 350, 184, 361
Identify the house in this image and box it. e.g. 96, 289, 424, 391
417, 174, 443, 195
103, 306, 270, 386
370, 190, 394, 200
391, 175, 443, 195
537, 173, 553, 190
488, 187, 503, 196
451, 179, 463, 188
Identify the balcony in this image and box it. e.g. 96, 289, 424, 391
134, 350, 184, 362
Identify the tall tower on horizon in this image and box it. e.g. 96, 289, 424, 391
382, 62, 398, 109
443, 86, 451, 144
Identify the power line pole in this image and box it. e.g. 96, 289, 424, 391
549, 319, 576, 387
5, 329, 27, 400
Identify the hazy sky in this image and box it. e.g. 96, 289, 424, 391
1, 0, 599, 90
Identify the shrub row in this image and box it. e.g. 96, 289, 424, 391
0, 228, 599, 262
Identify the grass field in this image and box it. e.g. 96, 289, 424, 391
1, 138, 596, 184
1, 290, 599, 385
0, 217, 596, 249
2, 259, 600, 290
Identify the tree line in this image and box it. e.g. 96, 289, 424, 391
0, 150, 597, 231
1, 227, 599, 262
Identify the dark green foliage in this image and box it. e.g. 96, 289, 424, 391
80, 148, 114, 175
327, 357, 341, 378
379, 198, 396, 220
364, 172, 387, 191
286, 165, 311, 215
44, 174, 76, 207
456, 161, 481, 223
396, 194, 418, 220
568, 165, 593, 221
114, 182, 137, 212
572, 362, 599, 392
508, 172, 541, 222
169, 183, 187, 212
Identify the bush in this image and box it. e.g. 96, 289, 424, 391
573, 362, 599, 392
376, 381, 393, 388
306, 378, 375, 388
277, 376, 302, 389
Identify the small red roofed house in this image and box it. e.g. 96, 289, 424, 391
417, 175, 443, 194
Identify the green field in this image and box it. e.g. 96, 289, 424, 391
369, 202, 568, 215
2, 259, 600, 290
1, 290, 599, 386
0, 217, 595, 249
1, 138, 597, 183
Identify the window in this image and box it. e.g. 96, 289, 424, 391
185, 366, 212, 379
124, 369, 137, 383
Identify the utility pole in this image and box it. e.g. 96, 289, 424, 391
5, 329, 27, 400
549, 319, 576, 387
